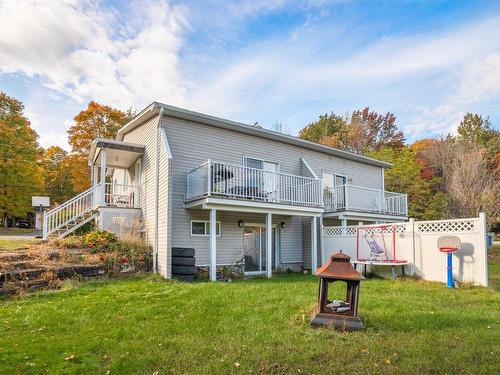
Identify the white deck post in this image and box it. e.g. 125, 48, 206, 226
209, 209, 217, 281
341, 218, 347, 235
99, 149, 107, 206
311, 216, 318, 275
92, 165, 98, 207
135, 160, 141, 208
266, 213, 272, 278
319, 215, 324, 267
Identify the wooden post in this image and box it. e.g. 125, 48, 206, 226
266, 213, 272, 278
209, 209, 217, 281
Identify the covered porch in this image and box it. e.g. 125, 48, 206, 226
88, 138, 145, 208
185, 200, 323, 281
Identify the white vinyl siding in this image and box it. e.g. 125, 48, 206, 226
164, 115, 383, 268
121, 115, 170, 277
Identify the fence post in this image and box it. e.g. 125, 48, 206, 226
479, 212, 488, 286
409, 218, 416, 276
42, 211, 48, 240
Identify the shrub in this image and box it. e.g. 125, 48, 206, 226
83, 230, 118, 253
115, 237, 152, 272
57, 236, 83, 249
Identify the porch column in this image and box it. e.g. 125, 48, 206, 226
92, 165, 98, 207
341, 218, 347, 235
311, 216, 318, 275
99, 149, 107, 206
319, 216, 324, 267
266, 213, 272, 278
209, 209, 217, 281
134, 160, 141, 208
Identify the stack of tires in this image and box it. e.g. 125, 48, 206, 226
172, 247, 197, 281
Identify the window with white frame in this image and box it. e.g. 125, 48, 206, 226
191, 220, 221, 236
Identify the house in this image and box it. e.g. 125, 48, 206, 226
43, 102, 408, 280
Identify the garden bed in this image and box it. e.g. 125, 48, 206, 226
0, 231, 152, 295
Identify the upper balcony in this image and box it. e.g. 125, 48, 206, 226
324, 185, 408, 216
186, 160, 324, 210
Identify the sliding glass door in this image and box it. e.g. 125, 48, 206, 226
243, 225, 277, 273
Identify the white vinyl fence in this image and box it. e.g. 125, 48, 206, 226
322, 213, 488, 286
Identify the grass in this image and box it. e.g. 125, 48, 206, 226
0, 251, 498, 374
0, 238, 39, 252
488, 244, 500, 291
0, 227, 34, 235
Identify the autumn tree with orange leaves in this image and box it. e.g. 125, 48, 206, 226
0, 92, 44, 226
67, 102, 134, 192
299, 107, 405, 154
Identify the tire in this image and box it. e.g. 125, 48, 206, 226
174, 274, 196, 282
172, 247, 195, 258
172, 265, 197, 275
172, 257, 195, 266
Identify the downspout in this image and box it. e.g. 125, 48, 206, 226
154, 107, 164, 273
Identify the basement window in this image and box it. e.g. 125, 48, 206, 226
191, 220, 221, 237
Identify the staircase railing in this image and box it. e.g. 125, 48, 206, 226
42, 184, 99, 239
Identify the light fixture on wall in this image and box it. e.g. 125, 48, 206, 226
238, 220, 244, 228
280, 221, 286, 229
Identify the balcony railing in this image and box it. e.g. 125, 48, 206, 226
186, 160, 323, 208
324, 184, 408, 216
103, 183, 139, 208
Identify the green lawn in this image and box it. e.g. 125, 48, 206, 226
0, 227, 34, 235
0, 253, 499, 374
0, 238, 39, 252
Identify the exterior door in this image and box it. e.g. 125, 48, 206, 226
244, 157, 279, 200
243, 225, 277, 273
323, 173, 347, 209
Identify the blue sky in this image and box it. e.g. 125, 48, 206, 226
1, 0, 499, 149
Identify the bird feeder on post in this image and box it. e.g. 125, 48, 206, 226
311, 251, 365, 331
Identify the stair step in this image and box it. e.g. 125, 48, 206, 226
0, 252, 31, 262
0, 279, 49, 296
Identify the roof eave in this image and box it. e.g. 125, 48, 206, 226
115, 102, 393, 169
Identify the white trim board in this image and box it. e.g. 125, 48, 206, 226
185, 197, 323, 217
323, 210, 407, 222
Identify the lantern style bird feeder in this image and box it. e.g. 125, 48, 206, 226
311, 251, 365, 331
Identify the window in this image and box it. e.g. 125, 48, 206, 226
243, 156, 279, 172
191, 220, 221, 236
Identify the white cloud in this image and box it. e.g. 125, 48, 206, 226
1, 1, 499, 149
0, 0, 188, 109
188, 14, 500, 138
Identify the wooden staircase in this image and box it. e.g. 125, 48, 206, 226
50, 210, 98, 239
43, 185, 100, 240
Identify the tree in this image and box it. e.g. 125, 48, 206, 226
67, 102, 134, 192
42, 146, 74, 205
299, 112, 349, 148
457, 113, 500, 167
347, 108, 405, 153
447, 147, 500, 224
368, 147, 447, 220
271, 121, 291, 135
0, 92, 44, 226
299, 107, 405, 154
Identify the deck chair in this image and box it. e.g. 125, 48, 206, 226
365, 234, 387, 261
